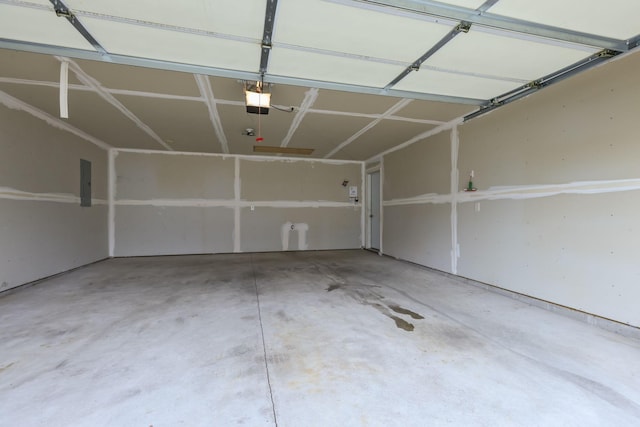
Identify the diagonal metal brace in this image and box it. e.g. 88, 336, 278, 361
49, 0, 109, 58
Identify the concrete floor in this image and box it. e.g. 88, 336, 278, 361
1, 250, 640, 426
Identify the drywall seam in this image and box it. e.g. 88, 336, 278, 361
0, 77, 90, 92
0, 90, 112, 150
361, 162, 366, 247
456, 178, 640, 201
384, 193, 452, 206
114, 148, 363, 165
280, 88, 319, 148
450, 126, 460, 275
108, 149, 116, 257
194, 74, 230, 154
114, 199, 361, 208
366, 117, 463, 163
325, 98, 413, 159
386, 115, 444, 125
57, 57, 173, 151
0, 77, 205, 102
0, 186, 107, 205
382, 178, 640, 207
234, 157, 241, 253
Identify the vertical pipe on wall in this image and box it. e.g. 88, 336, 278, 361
234, 157, 241, 253
361, 162, 366, 248
450, 126, 459, 274
108, 148, 117, 257
379, 157, 384, 255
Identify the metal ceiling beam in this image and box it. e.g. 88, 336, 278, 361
385, 21, 470, 89
259, 0, 279, 74
464, 49, 621, 122
0, 38, 486, 105
357, 0, 628, 51
48, 0, 109, 58
384, 0, 500, 89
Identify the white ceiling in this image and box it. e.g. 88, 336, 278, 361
0, 0, 638, 160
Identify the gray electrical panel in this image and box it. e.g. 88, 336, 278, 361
80, 159, 91, 207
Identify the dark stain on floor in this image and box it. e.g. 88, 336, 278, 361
389, 304, 424, 320
325, 282, 424, 332
389, 315, 414, 332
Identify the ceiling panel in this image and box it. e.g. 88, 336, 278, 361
115, 95, 219, 153
338, 120, 436, 160
313, 89, 401, 115
0, 83, 161, 149
0, 83, 60, 117
73, 60, 201, 97
65, 0, 266, 40
490, 0, 640, 40
269, 48, 405, 88
0, 49, 82, 85
267, 84, 310, 110
63, 91, 165, 150
82, 18, 261, 72
395, 99, 475, 122
209, 76, 246, 103
290, 113, 376, 159
275, 0, 455, 63
0, 4, 94, 50
425, 30, 596, 81
219, 104, 296, 156
394, 68, 523, 100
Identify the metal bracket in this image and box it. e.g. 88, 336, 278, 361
455, 22, 472, 34
49, 0, 109, 58
259, 0, 279, 74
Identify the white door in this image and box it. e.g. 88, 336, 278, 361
369, 171, 381, 250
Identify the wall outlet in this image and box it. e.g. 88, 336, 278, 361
349, 186, 358, 198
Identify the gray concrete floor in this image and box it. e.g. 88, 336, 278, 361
1, 250, 640, 426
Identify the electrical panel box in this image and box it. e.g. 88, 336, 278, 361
80, 159, 92, 207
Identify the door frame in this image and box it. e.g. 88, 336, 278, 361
366, 165, 381, 252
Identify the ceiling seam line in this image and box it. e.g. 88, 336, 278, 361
0, 89, 111, 150
280, 88, 319, 148
0, 77, 207, 102
48, 0, 109, 58
57, 56, 173, 151
0, 0, 49, 11
357, 0, 627, 50
365, 117, 462, 163
70, 9, 259, 45
194, 74, 230, 154
271, 42, 407, 67
0, 77, 90, 91
324, 98, 412, 159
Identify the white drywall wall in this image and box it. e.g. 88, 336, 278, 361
0, 105, 108, 291
382, 51, 640, 328
113, 150, 363, 255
